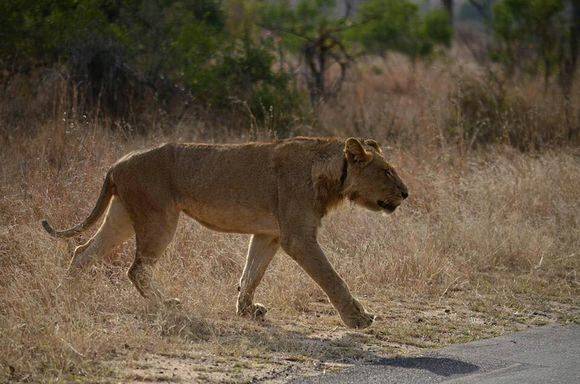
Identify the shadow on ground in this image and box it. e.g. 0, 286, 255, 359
240, 322, 398, 363
372, 356, 480, 376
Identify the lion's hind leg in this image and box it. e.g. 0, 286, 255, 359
128, 210, 179, 308
237, 235, 279, 320
66, 196, 134, 278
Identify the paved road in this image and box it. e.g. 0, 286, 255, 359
294, 325, 579, 384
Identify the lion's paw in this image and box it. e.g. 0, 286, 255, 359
252, 303, 268, 319
238, 303, 268, 320
343, 311, 375, 329
163, 297, 182, 309
341, 299, 375, 329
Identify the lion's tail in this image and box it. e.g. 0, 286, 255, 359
42, 171, 115, 238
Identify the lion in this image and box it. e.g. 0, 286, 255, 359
42, 137, 408, 329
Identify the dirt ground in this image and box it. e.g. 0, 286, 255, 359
104, 292, 577, 383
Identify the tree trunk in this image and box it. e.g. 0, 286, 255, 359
559, 0, 579, 96
304, 44, 324, 105
442, 0, 454, 25
559, 0, 579, 140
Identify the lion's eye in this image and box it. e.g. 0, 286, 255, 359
384, 170, 392, 177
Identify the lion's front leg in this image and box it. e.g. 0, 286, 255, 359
281, 235, 375, 329
237, 235, 279, 320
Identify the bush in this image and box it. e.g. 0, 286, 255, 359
491, 0, 572, 86
0, 0, 306, 133
187, 41, 306, 136
349, 0, 452, 60
449, 72, 576, 149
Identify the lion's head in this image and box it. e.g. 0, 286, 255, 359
343, 138, 408, 213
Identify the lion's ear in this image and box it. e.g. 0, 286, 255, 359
364, 139, 383, 154
345, 138, 372, 165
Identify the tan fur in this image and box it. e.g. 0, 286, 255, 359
43, 137, 408, 329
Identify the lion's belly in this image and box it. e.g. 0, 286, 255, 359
182, 206, 279, 235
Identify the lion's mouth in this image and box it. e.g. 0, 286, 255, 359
377, 200, 398, 212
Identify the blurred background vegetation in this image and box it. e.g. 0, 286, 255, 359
0, 0, 578, 147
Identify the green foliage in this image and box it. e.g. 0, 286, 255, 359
0, 0, 304, 130
259, 0, 347, 48
187, 40, 304, 130
0, 0, 114, 66
491, 0, 567, 77
258, 0, 452, 103
258, 0, 353, 103
349, 0, 452, 60
0, 0, 460, 127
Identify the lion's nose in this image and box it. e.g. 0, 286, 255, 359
401, 190, 409, 199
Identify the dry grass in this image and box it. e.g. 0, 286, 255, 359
317, 54, 579, 150
1, 122, 578, 382
1, 55, 579, 382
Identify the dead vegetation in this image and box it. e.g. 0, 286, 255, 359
0, 55, 579, 382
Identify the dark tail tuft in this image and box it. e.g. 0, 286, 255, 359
42, 219, 56, 236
